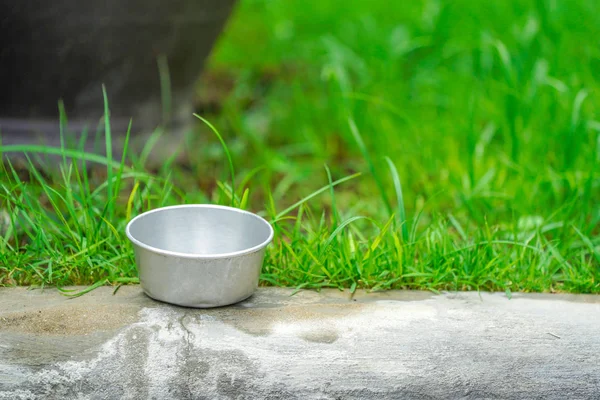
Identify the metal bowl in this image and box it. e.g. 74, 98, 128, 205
126, 204, 274, 308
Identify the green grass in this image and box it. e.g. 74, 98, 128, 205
1, 0, 599, 294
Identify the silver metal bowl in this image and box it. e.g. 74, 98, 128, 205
126, 204, 274, 308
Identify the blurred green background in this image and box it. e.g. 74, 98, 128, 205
2, 0, 599, 293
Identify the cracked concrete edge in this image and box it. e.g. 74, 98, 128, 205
0, 287, 599, 400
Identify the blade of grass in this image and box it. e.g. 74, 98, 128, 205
126, 181, 141, 221
348, 118, 392, 215
384, 156, 408, 242
114, 120, 132, 199
0, 145, 131, 170
194, 114, 236, 207
325, 215, 373, 248
324, 164, 340, 226
239, 188, 250, 210
273, 172, 362, 221
102, 85, 114, 220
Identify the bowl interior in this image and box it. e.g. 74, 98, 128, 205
127, 206, 272, 256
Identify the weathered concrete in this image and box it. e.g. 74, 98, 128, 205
0, 287, 599, 399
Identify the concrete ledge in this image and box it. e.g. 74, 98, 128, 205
0, 287, 599, 399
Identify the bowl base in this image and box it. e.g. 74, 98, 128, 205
142, 290, 254, 309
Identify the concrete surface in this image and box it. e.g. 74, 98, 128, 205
0, 287, 599, 400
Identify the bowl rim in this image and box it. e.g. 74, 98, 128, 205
125, 204, 274, 259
